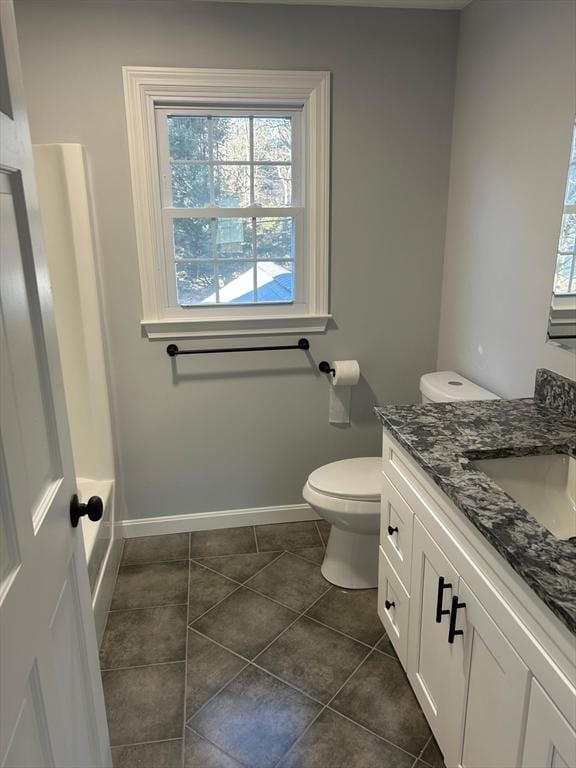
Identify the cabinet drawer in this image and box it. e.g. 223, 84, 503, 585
377, 547, 410, 668
380, 472, 414, 593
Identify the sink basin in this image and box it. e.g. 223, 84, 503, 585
471, 454, 576, 541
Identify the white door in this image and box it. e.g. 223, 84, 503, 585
407, 518, 462, 764
0, 3, 111, 767
455, 578, 530, 768
521, 679, 576, 768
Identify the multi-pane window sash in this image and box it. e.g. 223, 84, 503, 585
155, 107, 304, 308
554, 121, 576, 296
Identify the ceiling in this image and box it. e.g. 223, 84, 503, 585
198, 0, 471, 8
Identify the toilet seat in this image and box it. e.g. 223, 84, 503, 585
307, 457, 381, 501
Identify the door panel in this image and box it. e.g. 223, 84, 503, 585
521, 679, 576, 768
457, 578, 530, 768
0, 171, 63, 530
407, 518, 463, 762
48, 561, 101, 767
3, 666, 53, 768
0, 3, 111, 766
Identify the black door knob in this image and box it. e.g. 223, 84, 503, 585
385, 600, 395, 610
70, 494, 104, 528
387, 525, 399, 536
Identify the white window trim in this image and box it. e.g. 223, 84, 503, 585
122, 66, 331, 339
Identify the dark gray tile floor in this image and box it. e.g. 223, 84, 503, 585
103, 522, 445, 768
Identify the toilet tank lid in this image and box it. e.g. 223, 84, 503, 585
420, 371, 500, 403
308, 458, 381, 500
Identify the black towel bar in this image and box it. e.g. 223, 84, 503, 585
167, 338, 310, 357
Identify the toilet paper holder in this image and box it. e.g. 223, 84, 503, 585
319, 361, 336, 377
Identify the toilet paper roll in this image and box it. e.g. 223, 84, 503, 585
329, 360, 360, 424
332, 360, 360, 387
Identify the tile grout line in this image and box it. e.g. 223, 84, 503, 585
187, 583, 243, 626
101, 658, 187, 674
187, 552, 321, 628
185, 660, 250, 728
186, 625, 327, 711
185, 724, 252, 768
190, 548, 283, 562
119, 557, 190, 568
248, 660, 327, 707
314, 519, 327, 546
111, 736, 183, 750
252, 525, 259, 553
108, 602, 188, 614
412, 734, 434, 768
187, 626, 252, 665
273, 644, 424, 768
324, 702, 427, 764
190, 551, 284, 588
287, 548, 325, 567
247, 583, 334, 664
269, 643, 377, 768
180, 536, 192, 768
322, 645, 434, 765
303, 613, 385, 652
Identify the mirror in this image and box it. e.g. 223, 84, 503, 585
547, 119, 576, 352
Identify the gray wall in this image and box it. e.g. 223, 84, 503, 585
437, 0, 576, 398
15, 0, 458, 520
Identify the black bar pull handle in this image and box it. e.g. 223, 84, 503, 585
435, 576, 452, 623
448, 595, 466, 643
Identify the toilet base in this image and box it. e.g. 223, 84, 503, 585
321, 526, 379, 589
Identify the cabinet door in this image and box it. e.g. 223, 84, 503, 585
521, 679, 576, 768
456, 578, 530, 768
407, 519, 463, 761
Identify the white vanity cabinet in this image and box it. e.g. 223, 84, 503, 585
379, 431, 576, 768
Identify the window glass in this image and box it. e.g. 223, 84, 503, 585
165, 114, 295, 305
553, 122, 576, 296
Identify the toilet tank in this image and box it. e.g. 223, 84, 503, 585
420, 371, 500, 404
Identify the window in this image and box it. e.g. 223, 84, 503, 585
553, 120, 576, 296
123, 68, 330, 339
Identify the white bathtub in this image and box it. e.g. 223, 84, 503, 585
78, 479, 119, 641
34, 144, 122, 645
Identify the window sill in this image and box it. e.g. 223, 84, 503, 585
141, 314, 331, 340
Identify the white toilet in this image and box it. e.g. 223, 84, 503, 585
303, 370, 499, 590
303, 458, 381, 589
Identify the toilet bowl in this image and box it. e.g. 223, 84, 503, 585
303, 457, 381, 589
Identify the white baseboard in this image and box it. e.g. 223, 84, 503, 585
119, 503, 319, 539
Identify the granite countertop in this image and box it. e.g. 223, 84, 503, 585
374, 393, 576, 634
